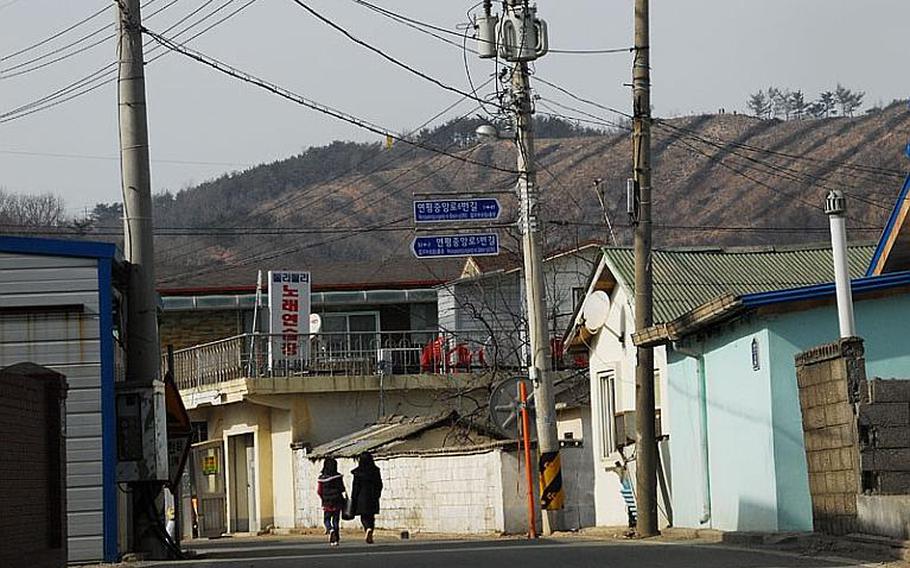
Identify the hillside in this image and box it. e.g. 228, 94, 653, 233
91, 103, 910, 290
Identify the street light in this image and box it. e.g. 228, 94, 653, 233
475, 124, 515, 141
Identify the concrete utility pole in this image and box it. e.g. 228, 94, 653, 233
501, 2, 563, 535
632, 0, 659, 537
118, 0, 167, 558
513, 58, 562, 535
119, 0, 160, 386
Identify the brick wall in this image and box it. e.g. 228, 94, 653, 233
795, 337, 864, 535
159, 310, 242, 350
0, 364, 67, 568
859, 378, 910, 494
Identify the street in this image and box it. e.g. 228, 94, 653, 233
135, 536, 875, 568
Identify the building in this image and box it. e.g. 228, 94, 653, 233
0, 236, 124, 563
564, 244, 875, 528
438, 243, 600, 369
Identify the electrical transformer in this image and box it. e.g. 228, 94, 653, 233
498, 4, 548, 62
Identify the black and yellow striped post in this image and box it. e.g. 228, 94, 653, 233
539, 451, 564, 510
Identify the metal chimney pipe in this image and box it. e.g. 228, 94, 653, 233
825, 190, 856, 338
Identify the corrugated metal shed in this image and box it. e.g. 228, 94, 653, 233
308, 412, 458, 459
602, 244, 875, 323
0, 237, 120, 564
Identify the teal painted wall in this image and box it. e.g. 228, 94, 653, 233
666, 355, 708, 528
668, 292, 910, 533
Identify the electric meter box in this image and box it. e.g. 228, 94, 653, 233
116, 381, 169, 482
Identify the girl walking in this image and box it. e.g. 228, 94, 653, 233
350, 452, 383, 544
317, 457, 346, 546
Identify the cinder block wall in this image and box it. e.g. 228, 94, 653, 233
794, 337, 865, 535
0, 367, 67, 568
859, 378, 910, 494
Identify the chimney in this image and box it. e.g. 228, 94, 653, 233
825, 190, 856, 338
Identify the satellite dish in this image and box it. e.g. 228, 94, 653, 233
309, 313, 322, 334
582, 290, 611, 332
489, 377, 536, 440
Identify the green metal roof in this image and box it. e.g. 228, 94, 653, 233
602, 244, 876, 324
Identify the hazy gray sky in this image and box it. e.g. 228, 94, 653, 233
1, 0, 908, 214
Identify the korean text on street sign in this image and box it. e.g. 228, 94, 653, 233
411, 233, 500, 258
413, 198, 501, 223
268, 271, 311, 367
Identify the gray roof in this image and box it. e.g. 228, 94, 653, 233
602, 244, 876, 323
308, 412, 457, 459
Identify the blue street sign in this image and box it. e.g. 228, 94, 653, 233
413, 198, 501, 223
411, 233, 500, 259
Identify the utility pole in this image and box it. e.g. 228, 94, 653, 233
513, 57, 562, 535
474, 0, 560, 534
632, 0, 659, 537
118, 0, 169, 558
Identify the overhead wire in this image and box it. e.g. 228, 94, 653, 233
0, 0, 257, 124
287, 0, 503, 111
0, 2, 111, 62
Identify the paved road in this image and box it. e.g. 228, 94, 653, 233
139, 536, 869, 568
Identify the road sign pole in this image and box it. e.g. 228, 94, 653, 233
520, 381, 537, 539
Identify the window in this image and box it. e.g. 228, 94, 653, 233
598, 368, 618, 458
191, 421, 209, 443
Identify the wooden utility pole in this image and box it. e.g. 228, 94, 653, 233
632, 0, 658, 537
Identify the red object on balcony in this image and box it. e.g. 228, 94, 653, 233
420, 336, 445, 372
447, 343, 472, 370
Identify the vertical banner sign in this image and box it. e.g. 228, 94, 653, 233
268, 271, 311, 369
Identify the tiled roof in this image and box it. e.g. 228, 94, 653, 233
603, 244, 876, 324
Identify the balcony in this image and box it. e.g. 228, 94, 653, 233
167, 329, 538, 392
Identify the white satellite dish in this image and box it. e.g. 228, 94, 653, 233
309, 313, 322, 334
582, 291, 611, 332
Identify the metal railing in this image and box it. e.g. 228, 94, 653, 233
168, 329, 534, 391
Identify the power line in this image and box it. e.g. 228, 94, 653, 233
287, 0, 502, 111
0, 0, 258, 124
0, 2, 110, 62
347, 0, 634, 57
0, 0, 176, 79
0, 148, 252, 167
140, 26, 519, 175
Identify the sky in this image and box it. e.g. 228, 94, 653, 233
0, 0, 908, 215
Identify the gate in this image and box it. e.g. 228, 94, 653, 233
191, 440, 226, 538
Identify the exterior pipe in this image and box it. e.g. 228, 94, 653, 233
825, 190, 856, 338
672, 341, 711, 524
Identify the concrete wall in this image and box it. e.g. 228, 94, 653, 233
293, 445, 594, 535
857, 495, 910, 540
294, 448, 508, 533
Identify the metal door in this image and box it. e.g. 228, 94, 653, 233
228, 433, 257, 533
191, 440, 226, 538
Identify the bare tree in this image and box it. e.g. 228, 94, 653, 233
0, 189, 67, 229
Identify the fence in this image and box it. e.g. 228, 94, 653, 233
168, 329, 534, 391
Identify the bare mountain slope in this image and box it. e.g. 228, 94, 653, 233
140, 103, 910, 289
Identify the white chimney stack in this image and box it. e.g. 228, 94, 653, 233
825, 189, 856, 338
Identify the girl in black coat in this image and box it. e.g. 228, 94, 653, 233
350, 452, 383, 543
317, 457, 346, 546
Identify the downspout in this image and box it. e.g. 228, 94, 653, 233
672, 341, 711, 525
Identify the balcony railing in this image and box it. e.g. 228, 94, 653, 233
167, 329, 539, 391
